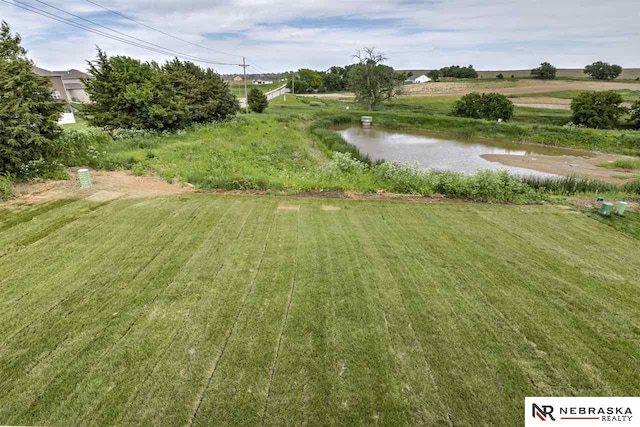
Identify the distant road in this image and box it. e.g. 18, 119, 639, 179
238, 84, 289, 108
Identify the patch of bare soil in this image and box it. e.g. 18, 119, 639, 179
402, 80, 640, 97
481, 152, 639, 183
509, 97, 572, 109
5, 169, 192, 206
321, 204, 341, 211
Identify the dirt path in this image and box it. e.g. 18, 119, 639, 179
4, 169, 192, 206
482, 152, 639, 182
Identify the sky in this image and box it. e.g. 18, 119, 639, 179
1, 0, 638, 74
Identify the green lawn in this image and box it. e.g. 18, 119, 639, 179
1, 195, 639, 425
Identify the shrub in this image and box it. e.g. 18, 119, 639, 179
440, 65, 478, 79
630, 100, 640, 128
452, 92, 514, 121
570, 91, 626, 129
427, 70, 440, 81
496, 73, 504, 79
56, 128, 112, 168
0, 21, 65, 178
584, 61, 623, 80
0, 174, 14, 201
248, 88, 268, 113
84, 49, 238, 130
531, 62, 557, 79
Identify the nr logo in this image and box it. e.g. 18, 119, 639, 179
533, 403, 556, 421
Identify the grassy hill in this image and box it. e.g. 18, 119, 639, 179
1, 196, 639, 425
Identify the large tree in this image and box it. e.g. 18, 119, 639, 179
584, 61, 623, 80
531, 62, 557, 79
0, 21, 64, 177
570, 91, 626, 129
84, 50, 237, 130
348, 47, 400, 111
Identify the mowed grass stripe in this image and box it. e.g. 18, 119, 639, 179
345, 204, 452, 426
117, 199, 275, 426
0, 196, 639, 426
0, 198, 185, 344
45, 199, 254, 425
0, 199, 155, 326
260, 203, 337, 425
0, 197, 239, 424
191, 206, 297, 425
379, 204, 640, 422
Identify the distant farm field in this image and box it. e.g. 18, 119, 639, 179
403, 68, 640, 80
1, 195, 639, 425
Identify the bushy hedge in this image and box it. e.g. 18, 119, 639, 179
570, 91, 627, 129
452, 92, 514, 121
84, 50, 239, 130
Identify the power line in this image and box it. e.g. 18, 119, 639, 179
2, 0, 241, 66
83, 0, 243, 59
31, 0, 239, 65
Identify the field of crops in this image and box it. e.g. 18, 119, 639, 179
1, 195, 639, 425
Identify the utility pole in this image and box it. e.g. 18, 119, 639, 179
241, 56, 249, 113
291, 71, 295, 95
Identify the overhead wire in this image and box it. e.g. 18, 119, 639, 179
2, 0, 242, 66
82, 0, 243, 59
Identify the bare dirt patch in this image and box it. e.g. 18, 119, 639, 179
5, 169, 192, 206
277, 204, 300, 211
509, 97, 572, 109
321, 205, 341, 211
482, 152, 640, 182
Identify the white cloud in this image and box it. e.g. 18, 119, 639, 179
1, 0, 637, 72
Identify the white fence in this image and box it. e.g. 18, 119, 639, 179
238, 84, 289, 108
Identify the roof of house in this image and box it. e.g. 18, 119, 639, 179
33, 67, 90, 80
406, 74, 428, 82
51, 69, 91, 80
33, 66, 61, 77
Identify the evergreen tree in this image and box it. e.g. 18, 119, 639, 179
0, 21, 64, 176
84, 49, 188, 130
84, 50, 238, 130
248, 88, 268, 113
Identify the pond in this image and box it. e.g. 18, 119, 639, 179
336, 125, 592, 177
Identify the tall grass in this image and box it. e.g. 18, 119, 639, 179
0, 175, 14, 202
309, 115, 372, 163
598, 158, 640, 170
520, 175, 640, 195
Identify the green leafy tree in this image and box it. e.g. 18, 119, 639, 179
583, 61, 623, 80
531, 62, 557, 79
629, 100, 640, 128
427, 69, 440, 82
452, 92, 514, 121
84, 49, 187, 130
348, 47, 400, 111
162, 59, 238, 122
248, 88, 268, 113
570, 91, 626, 129
0, 21, 64, 177
440, 65, 478, 78
321, 72, 342, 92
84, 50, 237, 130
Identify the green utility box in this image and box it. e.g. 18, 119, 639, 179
78, 168, 92, 188
615, 201, 627, 216
599, 202, 614, 216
